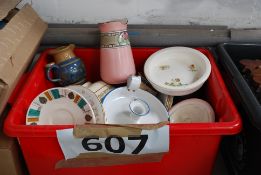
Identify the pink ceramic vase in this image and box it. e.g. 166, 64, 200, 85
99, 19, 136, 84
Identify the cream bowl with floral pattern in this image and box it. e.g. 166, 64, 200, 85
144, 47, 211, 96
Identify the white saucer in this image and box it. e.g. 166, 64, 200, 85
102, 87, 169, 124
26, 87, 95, 125
169, 98, 215, 123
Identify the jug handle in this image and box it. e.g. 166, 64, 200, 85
45, 62, 61, 82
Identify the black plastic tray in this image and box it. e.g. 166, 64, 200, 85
217, 43, 261, 131
217, 43, 261, 175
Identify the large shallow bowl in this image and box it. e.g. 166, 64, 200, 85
144, 47, 211, 96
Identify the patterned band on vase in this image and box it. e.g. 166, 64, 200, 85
100, 30, 130, 48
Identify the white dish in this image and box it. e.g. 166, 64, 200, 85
169, 98, 215, 123
26, 87, 95, 125
102, 87, 169, 124
68, 85, 105, 124
87, 81, 114, 102
144, 47, 211, 96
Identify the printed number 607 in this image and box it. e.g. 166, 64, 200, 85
82, 135, 148, 154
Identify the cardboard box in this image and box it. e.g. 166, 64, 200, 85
0, 107, 25, 175
0, 0, 47, 114
0, 140, 23, 175
0, 127, 24, 175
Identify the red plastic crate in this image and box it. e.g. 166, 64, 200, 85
4, 48, 242, 175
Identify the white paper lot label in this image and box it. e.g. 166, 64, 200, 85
57, 126, 169, 160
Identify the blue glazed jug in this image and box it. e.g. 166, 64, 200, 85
46, 44, 86, 86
